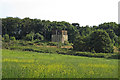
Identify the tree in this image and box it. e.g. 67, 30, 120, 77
78, 26, 93, 37
98, 22, 118, 36
2, 17, 118, 46
73, 36, 86, 51
2, 17, 21, 39
118, 24, 120, 36
118, 36, 120, 46
106, 29, 118, 45
89, 30, 113, 53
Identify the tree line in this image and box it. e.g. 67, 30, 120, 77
2, 17, 79, 42
2, 17, 120, 53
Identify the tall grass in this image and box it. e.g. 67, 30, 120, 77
2, 49, 118, 78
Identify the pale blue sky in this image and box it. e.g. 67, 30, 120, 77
0, 0, 119, 26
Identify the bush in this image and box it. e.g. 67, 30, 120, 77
2, 42, 10, 49
10, 37, 16, 41
3, 34, 9, 42
19, 41, 28, 46
34, 39, 40, 43
2, 37, 4, 41
25, 32, 34, 41
64, 41, 70, 45
28, 42, 34, 45
34, 33, 44, 41
107, 54, 120, 59
58, 50, 113, 58
47, 42, 58, 46
91, 48, 96, 53
37, 42, 45, 46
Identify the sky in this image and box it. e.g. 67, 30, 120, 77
0, 0, 119, 26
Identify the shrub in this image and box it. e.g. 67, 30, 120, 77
10, 37, 16, 41
91, 48, 96, 53
34, 39, 40, 43
2, 42, 10, 49
57, 50, 114, 58
25, 32, 35, 41
64, 41, 70, 45
28, 42, 34, 45
3, 34, 9, 42
47, 42, 58, 46
2, 37, 4, 41
37, 42, 45, 46
34, 33, 44, 41
19, 41, 28, 46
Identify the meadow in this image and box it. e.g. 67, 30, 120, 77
2, 49, 119, 78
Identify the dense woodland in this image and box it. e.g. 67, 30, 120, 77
2, 17, 120, 53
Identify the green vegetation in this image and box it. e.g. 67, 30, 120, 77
89, 30, 113, 53
1, 17, 120, 78
10, 36, 16, 41
2, 40, 119, 59
2, 49, 118, 78
73, 30, 115, 53
3, 34, 9, 42
2, 17, 120, 53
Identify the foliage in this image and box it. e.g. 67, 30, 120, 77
118, 36, 120, 46
91, 48, 96, 53
2, 17, 119, 53
106, 29, 118, 44
118, 24, 120, 36
10, 36, 16, 41
36, 42, 47, 46
47, 42, 58, 46
73, 36, 86, 51
3, 34, 9, 42
73, 30, 114, 53
2, 37, 4, 41
58, 50, 118, 59
34, 33, 44, 41
2, 40, 118, 59
97, 22, 118, 36
2, 17, 79, 42
89, 30, 113, 53
25, 32, 34, 41
64, 41, 70, 45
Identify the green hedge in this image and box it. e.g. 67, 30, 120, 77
58, 50, 117, 59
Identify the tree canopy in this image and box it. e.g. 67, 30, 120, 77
2, 17, 119, 53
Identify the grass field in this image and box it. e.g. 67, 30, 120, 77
2, 49, 118, 78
